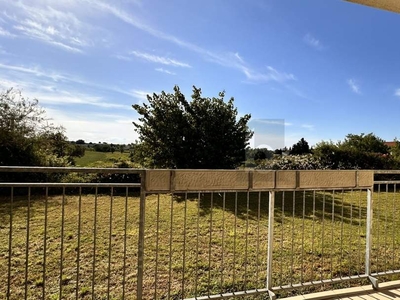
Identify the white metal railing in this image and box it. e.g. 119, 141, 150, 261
1, 167, 399, 299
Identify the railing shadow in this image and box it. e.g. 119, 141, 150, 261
177, 191, 368, 225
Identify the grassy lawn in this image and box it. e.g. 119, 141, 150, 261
1, 189, 400, 299
74, 150, 130, 167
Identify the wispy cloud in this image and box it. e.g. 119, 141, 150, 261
301, 124, 315, 130
131, 51, 191, 68
45, 107, 138, 143
251, 119, 292, 126
113, 54, 132, 61
155, 68, 176, 75
304, 33, 323, 50
0, 26, 16, 37
395, 89, 400, 97
130, 90, 150, 102
347, 79, 361, 94
89, 2, 296, 86
243, 66, 296, 83
0, 62, 147, 109
2, 1, 99, 53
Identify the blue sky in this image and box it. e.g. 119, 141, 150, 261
1, 0, 400, 147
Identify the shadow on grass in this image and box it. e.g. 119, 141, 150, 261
175, 191, 368, 225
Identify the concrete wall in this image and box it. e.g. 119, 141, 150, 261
144, 170, 373, 192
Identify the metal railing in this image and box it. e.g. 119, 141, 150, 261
1, 167, 399, 299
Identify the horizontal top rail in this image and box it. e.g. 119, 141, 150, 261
145, 170, 374, 192
0, 166, 145, 174
0, 182, 141, 187
374, 170, 400, 174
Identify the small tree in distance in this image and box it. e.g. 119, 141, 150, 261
290, 138, 311, 155
132, 85, 253, 169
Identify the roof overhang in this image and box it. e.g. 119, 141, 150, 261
345, 0, 400, 14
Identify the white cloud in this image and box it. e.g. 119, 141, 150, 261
395, 89, 400, 97
130, 90, 150, 102
155, 68, 176, 75
0, 26, 16, 37
301, 124, 315, 130
347, 79, 361, 94
2, 1, 99, 53
46, 107, 138, 144
113, 54, 132, 61
304, 33, 323, 50
251, 119, 292, 126
243, 66, 296, 83
131, 51, 191, 68
88, 2, 296, 85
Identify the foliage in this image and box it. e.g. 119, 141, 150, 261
132, 86, 253, 169
340, 133, 389, 154
290, 138, 311, 155
256, 154, 326, 170
245, 148, 274, 161
0, 89, 77, 168
314, 134, 396, 169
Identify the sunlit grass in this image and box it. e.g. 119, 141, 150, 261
1, 189, 400, 299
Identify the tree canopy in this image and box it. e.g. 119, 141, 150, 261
132, 86, 253, 169
0, 88, 83, 167
290, 138, 311, 155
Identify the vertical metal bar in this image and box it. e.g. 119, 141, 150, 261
321, 191, 326, 281
182, 192, 188, 298
195, 192, 200, 297
256, 192, 261, 286
7, 187, 13, 300
358, 190, 362, 276
266, 191, 275, 290
107, 187, 114, 300
376, 184, 381, 273
280, 192, 285, 286
365, 189, 373, 276
92, 187, 98, 300
25, 187, 31, 300
154, 194, 160, 299
311, 190, 316, 282
207, 192, 214, 295
42, 187, 48, 300
301, 191, 305, 283
233, 192, 238, 290
137, 173, 146, 300
384, 184, 388, 273
221, 192, 226, 292
349, 190, 353, 277
340, 190, 344, 278
168, 193, 174, 299
330, 190, 335, 279
244, 191, 249, 289
392, 184, 396, 270
107, 188, 114, 299
122, 187, 129, 300
290, 192, 295, 284
76, 187, 82, 300
59, 187, 65, 300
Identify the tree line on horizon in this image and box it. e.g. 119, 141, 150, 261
2, 86, 400, 173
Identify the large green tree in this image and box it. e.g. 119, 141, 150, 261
0, 88, 81, 167
132, 86, 253, 169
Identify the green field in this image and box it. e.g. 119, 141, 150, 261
74, 150, 131, 167
1, 190, 400, 299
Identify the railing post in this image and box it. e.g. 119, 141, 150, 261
267, 191, 276, 300
366, 187, 378, 289
137, 171, 146, 299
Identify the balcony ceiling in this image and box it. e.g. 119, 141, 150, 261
346, 0, 400, 14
